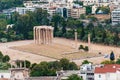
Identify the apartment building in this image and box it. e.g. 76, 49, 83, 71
47, 7, 56, 16
94, 64, 120, 80
70, 7, 86, 19
78, 0, 99, 6
15, 7, 36, 15
111, 8, 120, 25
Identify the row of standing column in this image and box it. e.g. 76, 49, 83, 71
34, 28, 53, 44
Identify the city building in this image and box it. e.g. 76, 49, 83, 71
56, 7, 68, 18
48, 7, 57, 16
15, 7, 36, 15
94, 64, 120, 80
0, 70, 10, 79
2, 8, 16, 18
24, 1, 34, 8
111, 8, 120, 25
57, 70, 80, 80
79, 0, 99, 6
80, 63, 94, 80
70, 7, 86, 19
92, 5, 97, 14
57, 63, 95, 80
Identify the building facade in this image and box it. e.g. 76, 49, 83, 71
94, 64, 120, 80
111, 8, 120, 25
70, 7, 86, 19
15, 7, 36, 15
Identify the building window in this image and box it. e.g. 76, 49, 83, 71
99, 75, 101, 78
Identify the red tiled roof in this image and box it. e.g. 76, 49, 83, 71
95, 64, 120, 73
104, 64, 120, 68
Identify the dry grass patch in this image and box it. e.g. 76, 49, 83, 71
11, 43, 103, 60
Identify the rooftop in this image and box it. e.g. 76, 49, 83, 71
95, 64, 120, 73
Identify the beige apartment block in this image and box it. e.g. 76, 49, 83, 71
70, 7, 86, 19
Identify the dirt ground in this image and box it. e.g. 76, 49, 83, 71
0, 38, 120, 65
12, 43, 103, 60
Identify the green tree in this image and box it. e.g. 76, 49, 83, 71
102, 31, 107, 43
68, 74, 83, 80
91, 29, 95, 41
86, 6, 92, 15
34, 8, 49, 25
113, 32, 119, 45
80, 27, 85, 40
80, 14, 86, 19
30, 61, 56, 76
0, 19, 7, 30
23, 60, 31, 68
110, 51, 115, 61
96, 6, 110, 14
0, 62, 11, 70
30, 63, 37, 70
73, 1, 83, 6
68, 62, 78, 70
62, 20, 67, 35
87, 22, 94, 30
2, 55, 10, 63
101, 60, 115, 64
79, 45, 84, 50
48, 61, 61, 70
116, 58, 120, 64
0, 51, 3, 62
84, 46, 89, 52
88, 16, 98, 22
12, 12, 20, 23
52, 14, 63, 36
60, 58, 70, 70
82, 60, 91, 64
101, 6, 110, 14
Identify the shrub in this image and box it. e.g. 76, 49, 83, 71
79, 45, 84, 50
84, 46, 89, 51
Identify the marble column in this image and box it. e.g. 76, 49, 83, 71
51, 29, 53, 43
49, 29, 51, 44
75, 30, 78, 50
38, 28, 41, 44
88, 34, 91, 52
34, 26, 54, 45
46, 29, 48, 44
33, 27, 35, 44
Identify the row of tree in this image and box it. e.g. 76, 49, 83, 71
0, 8, 119, 46
0, 0, 23, 11
30, 58, 78, 76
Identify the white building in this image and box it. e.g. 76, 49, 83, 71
24, 1, 34, 8
0, 70, 10, 79
80, 63, 94, 80
15, 7, 36, 15
111, 8, 120, 25
92, 5, 97, 14
94, 64, 120, 80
